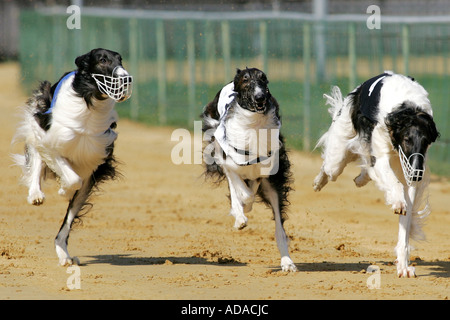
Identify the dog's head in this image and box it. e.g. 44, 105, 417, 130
74, 48, 133, 103
233, 68, 271, 114
386, 102, 439, 182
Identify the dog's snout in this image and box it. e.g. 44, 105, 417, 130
113, 66, 129, 77
410, 154, 424, 182
255, 92, 265, 102
410, 154, 424, 170
254, 86, 266, 102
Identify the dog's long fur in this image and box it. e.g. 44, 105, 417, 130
201, 68, 296, 272
12, 48, 131, 266
313, 71, 439, 277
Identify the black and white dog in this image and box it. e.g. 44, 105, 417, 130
201, 68, 296, 272
12, 48, 133, 266
313, 71, 439, 277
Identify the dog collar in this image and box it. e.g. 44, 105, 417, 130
44, 71, 77, 115
232, 146, 273, 166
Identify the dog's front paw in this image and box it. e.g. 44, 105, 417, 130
395, 260, 416, 278
59, 256, 80, 267
233, 215, 248, 230
393, 201, 407, 215
398, 266, 416, 278
313, 171, 328, 192
353, 172, 370, 188
280, 256, 297, 272
28, 191, 45, 206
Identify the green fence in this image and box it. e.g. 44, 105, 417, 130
19, 8, 450, 175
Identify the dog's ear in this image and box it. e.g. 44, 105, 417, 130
385, 108, 408, 149
259, 70, 268, 84
386, 105, 440, 148
417, 111, 440, 143
428, 119, 440, 143
75, 50, 93, 74
233, 69, 242, 88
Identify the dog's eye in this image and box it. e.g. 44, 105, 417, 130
404, 138, 412, 146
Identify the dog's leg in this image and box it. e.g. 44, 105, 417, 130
260, 178, 297, 272
55, 176, 93, 266
243, 179, 261, 213
313, 125, 355, 192
354, 167, 371, 187
395, 185, 416, 278
314, 150, 354, 192
371, 155, 406, 215
313, 167, 329, 192
25, 145, 46, 205
370, 129, 406, 214
49, 156, 82, 200
223, 168, 253, 229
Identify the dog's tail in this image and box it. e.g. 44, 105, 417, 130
201, 90, 221, 136
324, 85, 345, 120
11, 81, 54, 190
314, 86, 346, 151
200, 95, 226, 182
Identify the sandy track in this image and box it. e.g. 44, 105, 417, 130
0, 63, 448, 300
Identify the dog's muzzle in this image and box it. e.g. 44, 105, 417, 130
252, 88, 268, 113
255, 95, 266, 113
92, 67, 133, 102
398, 145, 425, 186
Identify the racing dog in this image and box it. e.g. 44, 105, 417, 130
313, 71, 439, 277
201, 67, 296, 272
12, 48, 133, 266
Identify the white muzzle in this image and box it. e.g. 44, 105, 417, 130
398, 145, 425, 186
92, 67, 133, 102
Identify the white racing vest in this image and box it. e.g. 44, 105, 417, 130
213, 82, 280, 166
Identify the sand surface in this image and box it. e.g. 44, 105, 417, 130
0, 63, 448, 300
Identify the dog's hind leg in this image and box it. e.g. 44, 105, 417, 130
25, 144, 46, 205
354, 167, 371, 187
260, 178, 297, 272
313, 150, 354, 192
55, 176, 93, 266
313, 131, 356, 192
313, 101, 356, 191
313, 167, 329, 192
